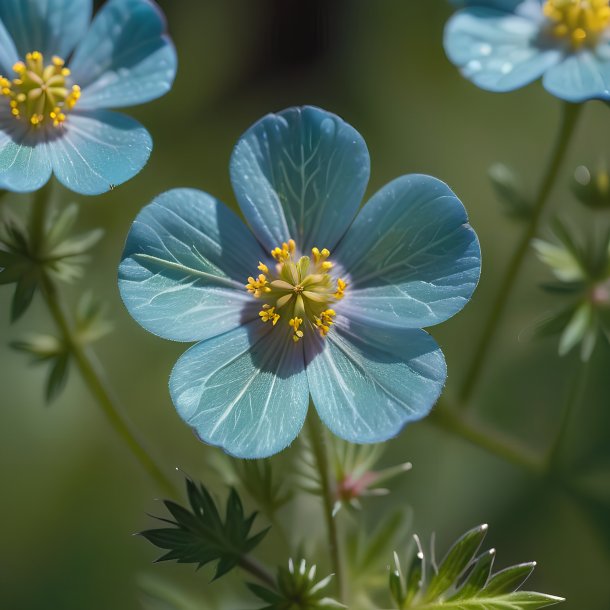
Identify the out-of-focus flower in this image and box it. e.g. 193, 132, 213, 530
119, 106, 481, 458
532, 219, 610, 359
572, 163, 610, 210
444, 0, 610, 102
0, 0, 176, 195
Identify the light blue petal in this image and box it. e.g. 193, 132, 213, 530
45, 110, 151, 195
230, 106, 370, 253
0, 110, 51, 193
543, 49, 610, 102
119, 188, 267, 343
70, 0, 176, 110
170, 322, 309, 459
307, 317, 446, 444
449, 0, 540, 11
335, 175, 481, 329
444, 6, 561, 92
0, 0, 92, 59
0, 19, 19, 74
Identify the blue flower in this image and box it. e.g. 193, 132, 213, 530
118, 107, 481, 459
0, 0, 176, 195
444, 0, 610, 102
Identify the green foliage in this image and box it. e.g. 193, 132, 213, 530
234, 459, 293, 517
572, 164, 610, 210
0, 201, 103, 322
388, 525, 564, 609
488, 164, 532, 220
248, 559, 344, 610
140, 478, 269, 580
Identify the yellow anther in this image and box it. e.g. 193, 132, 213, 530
2, 52, 80, 127
258, 262, 269, 274
321, 248, 330, 258
245, 273, 271, 298
544, 0, 610, 48
259, 305, 280, 325
321, 261, 333, 271
289, 317, 304, 342
315, 309, 336, 336
334, 278, 347, 300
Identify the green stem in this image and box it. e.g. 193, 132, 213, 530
428, 401, 544, 475
40, 274, 179, 498
238, 555, 276, 589
459, 102, 583, 405
306, 411, 347, 602
28, 185, 179, 498
545, 359, 589, 472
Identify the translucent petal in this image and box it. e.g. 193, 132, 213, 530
335, 175, 481, 329
70, 0, 176, 110
0, 110, 51, 193
543, 49, 610, 102
307, 317, 446, 444
170, 322, 309, 459
0, 19, 19, 75
119, 188, 267, 342
230, 106, 370, 252
0, 0, 92, 59
46, 110, 152, 195
444, 6, 561, 92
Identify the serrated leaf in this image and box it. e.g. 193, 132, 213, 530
423, 525, 488, 602
140, 478, 269, 581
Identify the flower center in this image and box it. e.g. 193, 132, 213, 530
543, 0, 610, 48
0, 51, 81, 128
245, 239, 347, 343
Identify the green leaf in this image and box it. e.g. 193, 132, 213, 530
423, 525, 489, 602
11, 271, 38, 322
139, 478, 269, 581
390, 525, 564, 609
416, 592, 564, 609
488, 164, 532, 220
559, 302, 592, 356
46, 353, 70, 403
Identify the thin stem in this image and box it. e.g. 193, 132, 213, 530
428, 400, 544, 475
238, 555, 276, 589
545, 359, 589, 471
306, 411, 347, 602
459, 102, 583, 405
40, 274, 179, 498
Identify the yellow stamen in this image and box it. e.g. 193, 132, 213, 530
334, 278, 347, 300
544, 0, 610, 48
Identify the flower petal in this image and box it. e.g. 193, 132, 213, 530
46, 110, 151, 195
230, 106, 370, 253
0, 111, 51, 193
543, 49, 610, 102
444, 6, 561, 92
70, 0, 176, 110
335, 175, 481, 329
0, 0, 92, 59
119, 188, 266, 343
307, 317, 446, 444
170, 322, 309, 459
0, 19, 19, 74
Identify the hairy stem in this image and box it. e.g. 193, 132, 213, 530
307, 411, 347, 602
29, 186, 178, 498
459, 102, 583, 405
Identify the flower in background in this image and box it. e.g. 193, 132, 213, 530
119, 106, 481, 459
0, 0, 176, 195
532, 218, 610, 359
444, 0, 610, 102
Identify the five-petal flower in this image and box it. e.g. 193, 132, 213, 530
118, 106, 481, 459
445, 0, 610, 102
0, 0, 176, 195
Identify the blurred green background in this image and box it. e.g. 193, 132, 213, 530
1, 1, 609, 608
